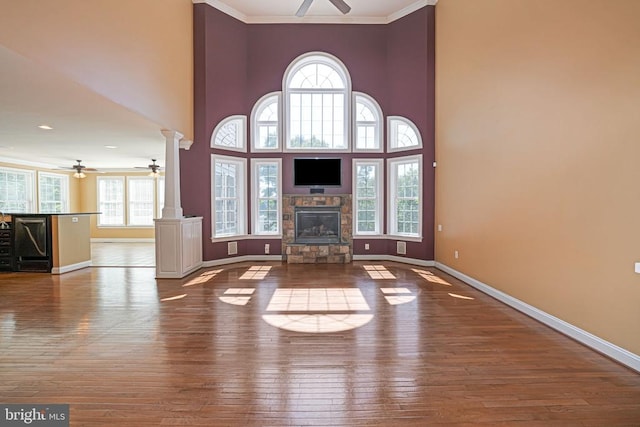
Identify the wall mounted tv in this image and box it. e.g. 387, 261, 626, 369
293, 158, 342, 187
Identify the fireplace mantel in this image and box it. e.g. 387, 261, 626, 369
282, 195, 352, 264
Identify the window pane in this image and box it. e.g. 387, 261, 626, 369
128, 178, 155, 226
393, 159, 420, 237
255, 161, 280, 234
0, 168, 34, 213
98, 178, 124, 226
39, 173, 68, 213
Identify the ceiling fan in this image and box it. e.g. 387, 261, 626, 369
296, 0, 351, 17
136, 159, 162, 177
58, 160, 97, 178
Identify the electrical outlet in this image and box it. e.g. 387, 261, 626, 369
437, 224, 442, 232
635, 262, 640, 274
454, 250, 459, 259
265, 244, 270, 254
364, 243, 370, 250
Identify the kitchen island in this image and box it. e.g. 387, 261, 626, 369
0, 212, 98, 274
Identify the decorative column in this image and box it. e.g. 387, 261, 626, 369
155, 129, 202, 279
160, 129, 183, 219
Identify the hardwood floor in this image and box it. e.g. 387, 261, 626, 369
1, 261, 639, 426
91, 242, 155, 267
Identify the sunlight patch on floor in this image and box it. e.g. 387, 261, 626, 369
183, 269, 223, 287
412, 268, 451, 286
240, 266, 272, 280
262, 314, 374, 333
363, 265, 396, 279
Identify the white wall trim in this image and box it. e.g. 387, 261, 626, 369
435, 262, 640, 374
203, 255, 284, 267
91, 238, 155, 243
51, 260, 92, 275
196, 0, 436, 25
353, 254, 435, 267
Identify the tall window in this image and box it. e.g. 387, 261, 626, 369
212, 155, 246, 239
38, 172, 69, 213
127, 177, 155, 226
251, 93, 280, 151
157, 177, 165, 219
388, 155, 422, 238
97, 177, 125, 226
252, 159, 281, 235
284, 53, 351, 151
353, 93, 383, 152
0, 167, 35, 213
353, 159, 383, 235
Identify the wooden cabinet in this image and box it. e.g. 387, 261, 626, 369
0, 227, 12, 271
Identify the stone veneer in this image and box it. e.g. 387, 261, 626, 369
282, 195, 352, 264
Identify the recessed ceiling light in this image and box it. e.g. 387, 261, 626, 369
104, 145, 118, 149
38, 125, 53, 130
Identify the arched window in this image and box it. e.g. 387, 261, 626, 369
283, 52, 351, 151
387, 116, 422, 152
210, 115, 247, 153
353, 93, 383, 152
251, 93, 281, 152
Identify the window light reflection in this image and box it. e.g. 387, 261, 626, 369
161, 294, 187, 302
183, 269, 223, 287
239, 266, 272, 280
384, 295, 417, 305
219, 288, 256, 306
219, 296, 251, 306
363, 265, 396, 279
412, 268, 452, 286
448, 293, 474, 300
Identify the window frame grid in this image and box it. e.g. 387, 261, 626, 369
97, 176, 125, 227
210, 115, 248, 153
211, 154, 247, 240
251, 92, 282, 152
353, 92, 384, 153
0, 166, 35, 214
251, 158, 282, 236
352, 159, 384, 236
387, 116, 423, 153
126, 176, 156, 227
387, 155, 423, 240
37, 171, 69, 214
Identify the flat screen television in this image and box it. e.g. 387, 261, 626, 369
293, 158, 342, 187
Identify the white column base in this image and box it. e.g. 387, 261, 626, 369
155, 217, 203, 279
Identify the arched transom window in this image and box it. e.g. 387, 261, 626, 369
284, 53, 351, 151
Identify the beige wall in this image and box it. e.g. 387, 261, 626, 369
435, 0, 640, 355
51, 215, 91, 268
0, 0, 193, 140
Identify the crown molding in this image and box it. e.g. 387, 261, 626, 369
194, 0, 437, 25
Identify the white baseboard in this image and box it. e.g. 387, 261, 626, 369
353, 254, 435, 267
51, 260, 92, 275
203, 255, 284, 267
91, 238, 155, 243
435, 262, 640, 374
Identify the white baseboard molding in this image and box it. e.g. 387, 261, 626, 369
91, 238, 155, 243
51, 260, 92, 275
435, 262, 640, 374
203, 255, 284, 267
155, 262, 203, 279
353, 254, 435, 267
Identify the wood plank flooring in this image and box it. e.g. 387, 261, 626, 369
1, 261, 639, 426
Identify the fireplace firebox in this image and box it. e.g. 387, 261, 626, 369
294, 207, 341, 244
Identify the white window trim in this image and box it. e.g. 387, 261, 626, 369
387, 154, 423, 240
211, 115, 248, 153
156, 176, 165, 219
352, 92, 384, 153
37, 171, 70, 213
0, 166, 35, 213
352, 159, 384, 236
387, 116, 423, 153
97, 176, 125, 227
283, 51, 352, 153
211, 154, 247, 241
251, 158, 282, 237
126, 176, 156, 227
251, 92, 282, 152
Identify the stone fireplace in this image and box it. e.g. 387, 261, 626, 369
283, 195, 352, 264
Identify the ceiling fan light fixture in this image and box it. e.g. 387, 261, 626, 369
73, 171, 86, 179
148, 170, 160, 178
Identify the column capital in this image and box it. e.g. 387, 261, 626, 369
161, 129, 184, 141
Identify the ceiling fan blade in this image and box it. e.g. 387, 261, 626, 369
296, 0, 314, 17
328, 0, 351, 15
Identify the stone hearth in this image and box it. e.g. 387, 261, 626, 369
282, 195, 352, 264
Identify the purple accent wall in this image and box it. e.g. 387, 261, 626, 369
188, 4, 435, 261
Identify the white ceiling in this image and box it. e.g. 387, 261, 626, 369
0, 0, 435, 172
